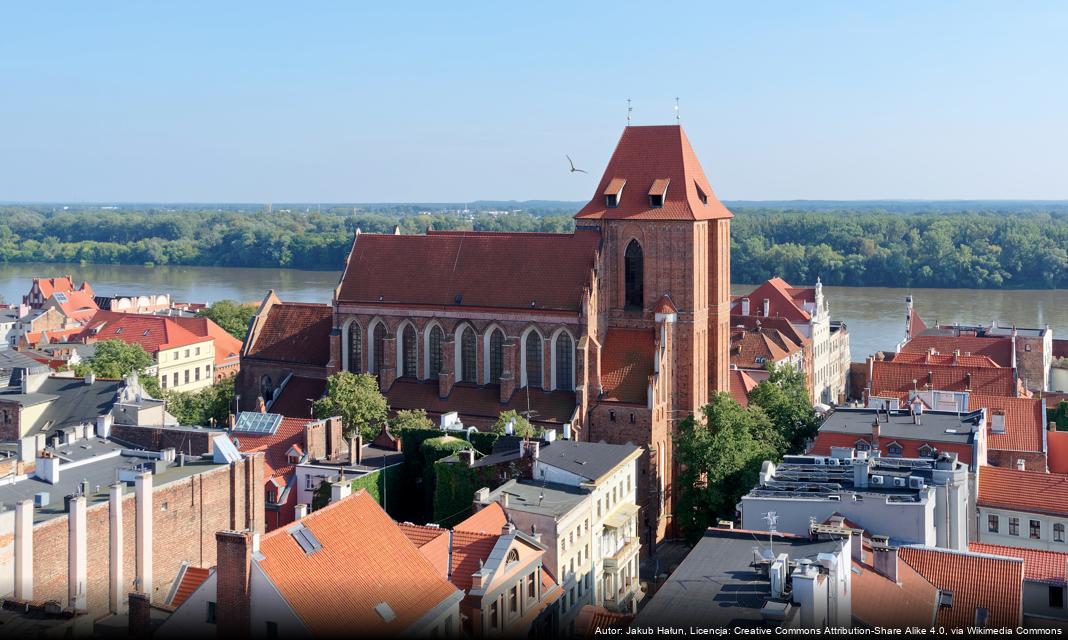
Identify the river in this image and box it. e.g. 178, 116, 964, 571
0, 262, 1064, 361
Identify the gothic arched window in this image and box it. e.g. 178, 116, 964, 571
489, 329, 504, 383
428, 325, 444, 378
556, 332, 574, 391
624, 239, 644, 310
372, 323, 385, 374
347, 322, 362, 373
461, 326, 477, 383
525, 331, 543, 389
401, 324, 417, 378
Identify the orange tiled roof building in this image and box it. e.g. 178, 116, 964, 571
237, 125, 733, 542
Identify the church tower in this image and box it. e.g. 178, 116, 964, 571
576, 124, 732, 416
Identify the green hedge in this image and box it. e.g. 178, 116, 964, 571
310, 464, 406, 517
432, 455, 530, 527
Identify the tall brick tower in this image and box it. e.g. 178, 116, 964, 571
576, 124, 732, 416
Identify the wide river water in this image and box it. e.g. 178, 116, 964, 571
0, 262, 1064, 361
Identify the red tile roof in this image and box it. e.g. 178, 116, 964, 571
730, 368, 759, 408
34, 276, 91, 299
731, 278, 811, 323
729, 314, 809, 349
599, 328, 654, 404
170, 316, 244, 368
851, 556, 938, 628
386, 379, 576, 426
269, 376, 326, 419
22, 327, 83, 347
168, 565, 211, 608
730, 326, 802, 368
336, 230, 600, 313
77, 311, 212, 354
869, 359, 1017, 402
256, 490, 461, 636
574, 605, 635, 638
233, 415, 311, 482
909, 307, 928, 338
898, 546, 1023, 628
454, 502, 507, 534
890, 352, 1001, 368
574, 125, 732, 221
978, 466, 1068, 518
449, 529, 500, 592
1049, 431, 1068, 474
968, 394, 1044, 453
969, 543, 1068, 585
245, 302, 333, 366
398, 523, 451, 578
902, 335, 1013, 367
653, 294, 677, 314
50, 289, 100, 322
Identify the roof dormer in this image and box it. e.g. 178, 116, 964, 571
648, 179, 669, 208
604, 178, 626, 208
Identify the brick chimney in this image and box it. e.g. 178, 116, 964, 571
294, 504, 309, 520
871, 537, 898, 583
459, 448, 476, 467
216, 530, 256, 639
871, 420, 881, 451
349, 435, 362, 466
128, 592, 152, 639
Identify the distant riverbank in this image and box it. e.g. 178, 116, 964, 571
2, 262, 1064, 362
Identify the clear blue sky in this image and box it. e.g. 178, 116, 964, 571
2, 1, 1066, 203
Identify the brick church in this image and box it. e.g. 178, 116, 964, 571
237, 124, 732, 540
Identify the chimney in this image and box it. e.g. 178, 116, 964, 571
762, 298, 770, 317
14, 499, 33, 600
349, 435, 363, 466
741, 297, 751, 316
871, 538, 898, 583
871, 420, 881, 451
523, 440, 540, 460
135, 472, 153, 601
294, 503, 309, 520
84, 371, 95, 385
215, 530, 254, 639
473, 487, 490, 508
563, 423, 572, 440
965, 372, 972, 391
460, 448, 476, 467
68, 494, 88, 611
1016, 459, 1026, 471
256, 396, 266, 413
228, 413, 236, 430
330, 478, 351, 503
109, 483, 125, 614
499, 492, 510, 509
128, 592, 152, 639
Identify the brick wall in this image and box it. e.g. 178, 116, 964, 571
109, 424, 217, 457
27, 453, 263, 615
1016, 335, 1047, 392
0, 400, 20, 441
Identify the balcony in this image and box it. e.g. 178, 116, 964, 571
603, 536, 640, 571
603, 576, 644, 613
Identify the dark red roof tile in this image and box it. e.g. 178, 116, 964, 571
599, 328, 654, 404
246, 302, 333, 366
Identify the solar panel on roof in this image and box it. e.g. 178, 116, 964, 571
233, 411, 282, 435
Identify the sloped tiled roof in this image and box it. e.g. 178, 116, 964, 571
730, 327, 802, 368
170, 316, 244, 368
50, 289, 100, 322
386, 380, 575, 426
35, 276, 78, 298
449, 530, 500, 592
168, 565, 211, 608
978, 465, 1068, 518
77, 311, 211, 354
851, 555, 938, 628
1049, 431, 1068, 474
729, 314, 809, 349
902, 335, 1013, 367
454, 502, 507, 535
245, 302, 332, 366
890, 352, 1001, 368
899, 546, 1023, 629
256, 490, 461, 636
968, 394, 1044, 453
969, 543, 1068, 586
574, 605, 635, 638
731, 278, 811, 323
398, 522, 451, 578
730, 368, 759, 408
599, 328, 654, 404
869, 359, 1016, 402
269, 376, 326, 419
575, 125, 732, 221
336, 230, 600, 313
232, 415, 310, 482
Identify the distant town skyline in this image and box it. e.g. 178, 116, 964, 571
2, 2, 1067, 202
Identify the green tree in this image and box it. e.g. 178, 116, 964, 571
390, 408, 434, 432
747, 361, 819, 455
165, 377, 235, 426
312, 371, 389, 440
197, 299, 258, 340
75, 339, 162, 397
491, 409, 537, 438
674, 392, 779, 543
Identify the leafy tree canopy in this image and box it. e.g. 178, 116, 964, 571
75, 339, 161, 397
312, 371, 389, 440
165, 377, 235, 427
390, 408, 434, 432
491, 409, 538, 438
197, 299, 258, 340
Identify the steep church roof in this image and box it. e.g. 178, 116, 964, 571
574, 125, 732, 221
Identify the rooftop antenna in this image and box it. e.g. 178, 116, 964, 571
762, 511, 779, 556
674, 97, 680, 122
626, 98, 632, 125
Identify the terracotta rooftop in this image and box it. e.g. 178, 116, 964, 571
169, 316, 244, 368
77, 311, 212, 354
969, 543, 1068, 586
730, 326, 802, 368
890, 352, 1001, 368
385, 379, 576, 426
268, 376, 326, 419
729, 368, 759, 408
730, 314, 808, 349
448, 530, 500, 593
454, 502, 507, 535
167, 565, 211, 609
968, 394, 1044, 453
33, 276, 91, 299
245, 302, 333, 366
850, 554, 938, 628
902, 335, 1013, 367
978, 465, 1068, 518
398, 522, 451, 578
730, 278, 812, 323
50, 289, 100, 322
1049, 431, 1068, 474
899, 546, 1023, 629
599, 328, 654, 404
256, 490, 461, 636
574, 125, 732, 221
336, 230, 600, 313
869, 359, 1017, 402
232, 415, 311, 482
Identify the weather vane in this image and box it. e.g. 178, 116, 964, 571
627, 98, 632, 125
674, 97, 680, 122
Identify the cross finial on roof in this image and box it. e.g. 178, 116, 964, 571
674, 97, 680, 122
626, 98, 632, 125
